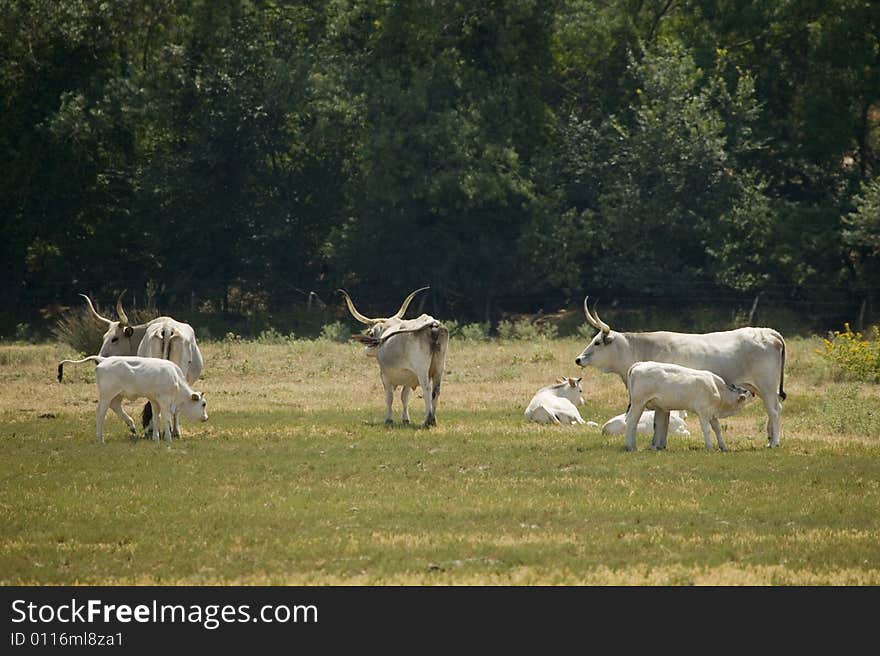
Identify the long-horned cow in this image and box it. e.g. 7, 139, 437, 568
80, 291, 165, 357
137, 317, 204, 439
575, 296, 786, 447
340, 287, 448, 428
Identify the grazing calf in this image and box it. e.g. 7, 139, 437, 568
602, 410, 690, 437
57, 356, 208, 443
525, 377, 586, 425
624, 361, 753, 452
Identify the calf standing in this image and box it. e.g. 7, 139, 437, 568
525, 377, 586, 425
57, 356, 208, 443
625, 361, 753, 452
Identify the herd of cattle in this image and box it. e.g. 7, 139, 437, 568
55, 288, 787, 451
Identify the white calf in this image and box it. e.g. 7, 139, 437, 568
57, 356, 208, 443
602, 410, 690, 437
525, 377, 586, 425
625, 361, 753, 452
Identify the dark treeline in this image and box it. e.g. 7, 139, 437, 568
2, 0, 879, 329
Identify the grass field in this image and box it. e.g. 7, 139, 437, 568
1, 336, 879, 585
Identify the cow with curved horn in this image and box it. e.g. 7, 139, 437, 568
81, 291, 166, 357
340, 287, 448, 428
575, 296, 786, 448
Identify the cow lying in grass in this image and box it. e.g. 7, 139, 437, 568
624, 361, 753, 452
57, 356, 208, 443
602, 410, 690, 437
525, 377, 586, 425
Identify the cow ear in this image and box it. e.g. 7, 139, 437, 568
191, 393, 199, 401
575, 377, 582, 384
123, 326, 134, 338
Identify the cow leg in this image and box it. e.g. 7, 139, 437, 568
381, 374, 394, 425
400, 386, 411, 424
699, 416, 714, 450
108, 395, 137, 436
95, 399, 110, 444
624, 403, 645, 452
710, 418, 728, 452
761, 392, 782, 448
419, 372, 435, 428
171, 411, 181, 439
650, 410, 670, 450
162, 403, 174, 442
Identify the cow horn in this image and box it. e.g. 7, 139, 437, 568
337, 289, 377, 325
392, 286, 430, 320
592, 300, 611, 335
79, 294, 113, 325
116, 290, 130, 327
583, 296, 600, 330
583, 296, 610, 334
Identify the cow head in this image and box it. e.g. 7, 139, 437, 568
338, 287, 429, 356
724, 383, 754, 408
555, 376, 585, 406
180, 391, 209, 423
713, 383, 754, 419
81, 291, 143, 357
575, 296, 622, 372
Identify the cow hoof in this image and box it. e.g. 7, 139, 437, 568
401, 419, 410, 425
384, 419, 393, 427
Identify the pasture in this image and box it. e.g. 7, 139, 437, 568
1, 336, 879, 585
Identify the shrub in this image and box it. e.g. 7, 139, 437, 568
458, 322, 490, 341
319, 321, 351, 343
820, 324, 880, 383
256, 326, 295, 344
498, 318, 557, 341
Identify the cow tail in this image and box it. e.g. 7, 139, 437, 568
141, 402, 153, 430
57, 355, 103, 382
162, 328, 175, 361
778, 336, 787, 401
430, 322, 441, 353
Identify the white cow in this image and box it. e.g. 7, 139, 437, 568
525, 377, 586, 425
575, 296, 786, 447
137, 317, 204, 438
624, 361, 753, 452
602, 410, 690, 437
57, 356, 208, 443
80, 291, 168, 357
340, 287, 448, 428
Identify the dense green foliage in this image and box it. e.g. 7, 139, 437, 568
2, 0, 878, 324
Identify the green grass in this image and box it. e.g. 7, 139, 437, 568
1, 337, 879, 585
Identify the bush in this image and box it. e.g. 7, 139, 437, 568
319, 321, 351, 343
820, 324, 880, 383
256, 326, 295, 344
458, 322, 490, 341
498, 318, 557, 341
